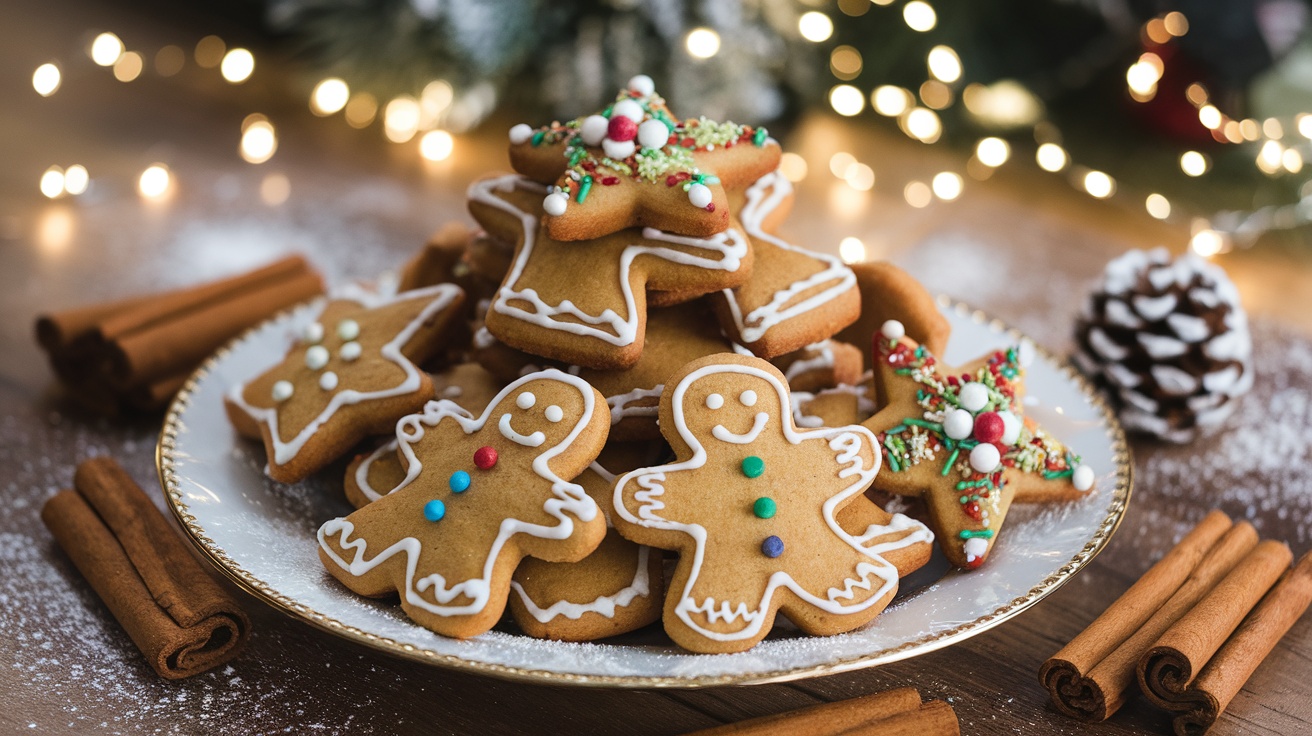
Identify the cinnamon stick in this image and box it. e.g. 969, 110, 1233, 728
1162, 551, 1312, 735
1137, 540, 1292, 711
840, 700, 959, 735
683, 687, 925, 736
108, 268, 323, 386
35, 292, 155, 352
1039, 512, 1251, 721
41, 458, 250, 679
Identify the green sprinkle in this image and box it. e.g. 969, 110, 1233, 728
568, 147, 586, 166
905, 418, 943, 432
959, 529, 995, 539
1043, 469, 1074, 480
959, 495, 969, 504
895, 368, 914, 376
741, 456, 765, 478
753, 127, 768, 146
753, 497, 776, 519
575, 175, 593, 204
531, 131, 545, 147
885, 424, 908, 434
940, 447, 960, 476
955, 479, 991, 490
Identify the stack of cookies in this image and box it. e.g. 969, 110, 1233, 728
224, 77, 1096, 653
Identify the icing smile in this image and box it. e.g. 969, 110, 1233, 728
711, 412, 768, 444
499, 413, 545, 447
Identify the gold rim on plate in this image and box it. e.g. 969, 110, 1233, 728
156, 296, 1133, 688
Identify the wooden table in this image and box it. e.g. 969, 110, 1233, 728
2, 1, 1309, 733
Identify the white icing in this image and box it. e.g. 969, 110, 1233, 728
500, 413, 546, 447
613, 361, 928, 642
1133, 294, 1178, 321
470, 175, 748, 348
608, 386, 663, 425
339, 341, 362, 362
739, 390, 757, 407
545, 405, 563, 423
473, 327, 496, 350
1088, 328, 1129, 362
319, 371, 338, 391
1137, 332, 1188, 359
510, 545, 652, 623
227, 284, 463, 467
781, 341, 835, 385
1167, 313, 1210, 342
790, 381, 876, 429
706, 393, 724, 410
319, 369, 600, 617
720, 172, 856, 345
516, 392, 537, 409
1151, 365, 1199, 395
711, 412, 768, 444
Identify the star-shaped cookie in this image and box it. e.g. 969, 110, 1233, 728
225, 284, 465, 483
507, 75, 781, 241
861, 320, 1095, 569
611, 354, 933, 653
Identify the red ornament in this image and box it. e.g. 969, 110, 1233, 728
474, 446, 498, 470
973, 411, 1005, 444
607, 116, 637, 142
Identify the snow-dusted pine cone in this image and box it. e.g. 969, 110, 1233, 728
1074, 248, 1252, 443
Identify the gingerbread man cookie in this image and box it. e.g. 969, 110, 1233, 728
318, 369, 610, 638
862, 320, 1095, 569
507, 75, 781, 241
225, 284, 465, 483
468, 173, 752, 369
612, 354, 933, 653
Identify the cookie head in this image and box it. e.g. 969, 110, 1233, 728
491, 377, 592, 451
669, 357, 789, 449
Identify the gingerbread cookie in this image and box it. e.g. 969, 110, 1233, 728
710, 171, 861, 358
862, 320, 1095, 569
836, 261, 950, 372
226, 285, 466, 483
468, 173, 752, 369
772, 339, 864, 393
318, 369, 610, 639
508, 441, 667, 641
343, 362, 508, 509
611, 354, 933, 653
507, 76, 781, 241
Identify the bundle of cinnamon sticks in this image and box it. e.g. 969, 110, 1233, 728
1040, 509, 1312, 734
683, 686, 958, 736
36, 255, 323, 414
43, 458, 250, 678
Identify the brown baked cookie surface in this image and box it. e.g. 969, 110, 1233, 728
225, 285, 465, 484
611, 354, 933, 654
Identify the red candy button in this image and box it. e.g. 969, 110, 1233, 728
972, 411, 1005, 444
474, 446, 498, 470
607, 115, 637, 142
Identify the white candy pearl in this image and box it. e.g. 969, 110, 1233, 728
958, 382, 990, 412
963, 537, 989, 562
687, 182, 712, 208
543, 192, 569, 217
508, 123, 533, 145
302, 322, 324, 344
969, 443, 1001, 473
1072, 464, 1095, 492
337, 319, 359, 341
943, 409, 975, 440
880, 319, 906, 341
612, 99, 644, 123
627, 74, 655, 96
997, 410, 1022, 445
305, 345, 330, 370
637, 119, 669, 149
602, 137, 636, 160
339, 341, 362, 362
579, 115, 609, 146
319, 371, 338, 391
271, 380, 294, 402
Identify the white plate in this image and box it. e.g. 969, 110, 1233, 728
157, 299, 1131, 687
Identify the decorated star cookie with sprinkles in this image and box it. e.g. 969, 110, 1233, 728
225, 285, 466, 484
862, 320, 1095, 569
318, 369, 610, 639
611, 354, 933, 654
507, 75, 782, 242
468, 174, 752, 370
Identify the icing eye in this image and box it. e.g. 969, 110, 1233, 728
337, 319, 360, 341
516, 392, 536, 409
740, 390, 757, 407
302, 322, 324, 344
545, 405, 563, 422
706, 393, 724, 410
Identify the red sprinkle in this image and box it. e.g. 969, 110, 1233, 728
601, 176, 619, 185
963, 501, 982, 521
682, 137, 696, 148
705, 202, 715, 212
474, 446, 498, 470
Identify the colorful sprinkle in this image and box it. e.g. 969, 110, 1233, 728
761, 535, 785, 558
449, 471, 470, 493
741, 456, 765, 478
753, 497, 776, 519
474, 446, 498, 470
575, 174, 593, 203
423, 500, 446, 522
